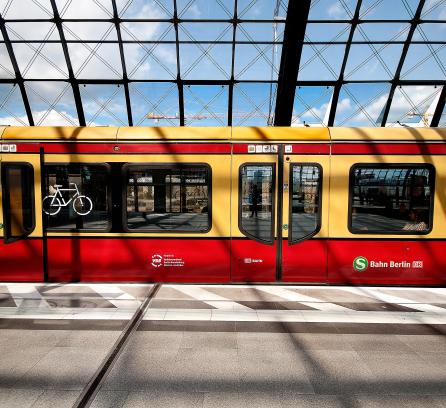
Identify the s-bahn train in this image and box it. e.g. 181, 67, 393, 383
1, 126, 446, 285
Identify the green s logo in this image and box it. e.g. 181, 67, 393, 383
353, 256, 368, 272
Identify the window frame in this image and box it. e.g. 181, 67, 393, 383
122, 163, 213, 234
238, 162, 276, 245
1, 162, 36, 244
348, 163, 435, 235
43, 162, 112, 233
288, 162, 323, 245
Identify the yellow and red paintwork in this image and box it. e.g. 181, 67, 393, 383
1, 126, 446, 284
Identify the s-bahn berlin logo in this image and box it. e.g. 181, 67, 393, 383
353, 256, 369, 272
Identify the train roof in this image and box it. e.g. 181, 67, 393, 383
1, 126, 446, 142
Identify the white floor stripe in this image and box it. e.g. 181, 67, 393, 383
170, 285, 252, 310
257, 286, 352, 311
89, 284, 141, 308
6, 284, 48, 308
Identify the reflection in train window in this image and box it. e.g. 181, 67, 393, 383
290, 164, 322, 243
43, 164, 111, 231
349, 164, 435, 234
125, 165, 211, 232
239, 164, 275, 244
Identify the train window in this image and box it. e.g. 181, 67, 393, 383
239, 164, 275, 244
1, 163, 35, 242
349, 164, 435, 234
289, 164, 322, 244
43, 164, 111, 231
124, 164, 211, 233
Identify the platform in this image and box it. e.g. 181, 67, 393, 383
1, 284, 446, 408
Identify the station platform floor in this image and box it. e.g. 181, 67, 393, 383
0, 283, 446, 408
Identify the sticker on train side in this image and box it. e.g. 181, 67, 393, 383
353, 256, 423, 272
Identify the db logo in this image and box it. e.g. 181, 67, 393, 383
151, 254, 163, 268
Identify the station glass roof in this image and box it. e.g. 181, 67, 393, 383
0, 0, 445, 128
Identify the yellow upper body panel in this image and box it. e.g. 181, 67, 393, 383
1, 126, 445, 142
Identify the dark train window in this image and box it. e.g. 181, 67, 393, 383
1, 163, 35, 242
239, 164, 275, 244
43, 164, 111, 231
289, 164, 322, 243
124, 164, 211, 232
349, 164, 435, 234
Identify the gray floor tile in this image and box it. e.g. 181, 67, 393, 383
279, 394, 348, 408
346, 334, 414, 353
203, 391, 281, 408
397, 335, 446, 353
354, 394, 445, 408
180, 332, 237, 350
55, 330, 120, 348
123, 391, 204, 408
130, 331, 184, 350
0, 388, 42, 408
90, 390, 129, 408
31, 390, 80, 408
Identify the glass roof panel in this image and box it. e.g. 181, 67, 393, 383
353, 23, 410, 42
235, 43, 281, 80
233, 83, 276, 126
401, 44, 446, 80
305, 23, 350, 42
180, 44, 232, 79
298, 44, 346, 80
308, 0, 356, 20
121, 22, 176, 42
63, 22, 117, 42
345, 44, 404, 80
440, 103, 446, 127
334, 83, 391, 127
6, 23, 59, 41
129, 82, 179, 126
421, 0, 446, 20
124, 43, 177, 80
236, 22, 284, 42
0, 0, 53, 19
184, 85, 228, 126
0, 84, 29, 126
69, 43, 123, 79
25, 81, 79, 126
292, 86, 333, 127
80, 84, 128, 126
0, 43, 15, 78
413, 23, 446, 42
56, 0, 112, 18
387, 85, 442, 127
177, 0, 234, 19
13, 43, 68, 79
117, 0, 173, 19
360, 0, 418, 19
179, 22, 233, 42
238, 0, 287, 19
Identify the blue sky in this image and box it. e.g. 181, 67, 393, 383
0, 0, 445, 127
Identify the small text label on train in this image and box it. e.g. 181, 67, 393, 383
150, 253, 185, 268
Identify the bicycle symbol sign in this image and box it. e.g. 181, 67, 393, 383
43, 183, 93, 216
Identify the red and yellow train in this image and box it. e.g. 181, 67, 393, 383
1, 126, 445, 285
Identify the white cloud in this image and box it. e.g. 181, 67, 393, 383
327, 2, 345, 18
0, 109, 81, 126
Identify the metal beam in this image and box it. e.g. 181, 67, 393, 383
49, 0, 86, 126
274, 0, 311, 126
111, 0, 133, 126
0, 15, 34, 125
173, 0, 185, 126
380, 0, 426, 127
327, 0, 363, 127
431, 85, 446, 127
227, 0, 238, 126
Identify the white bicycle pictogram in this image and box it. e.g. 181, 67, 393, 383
43, 183, 93, 216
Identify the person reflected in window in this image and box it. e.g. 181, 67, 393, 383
250, 184, 260, 218
403, 209, 427, 232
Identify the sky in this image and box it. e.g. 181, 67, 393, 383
0, 0, 445, 128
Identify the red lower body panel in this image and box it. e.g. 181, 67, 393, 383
47, 238, 230, 282
282, 239, 328, 282
0, 239, 43, 281
231, 239, 276, 282
328, 240, 446, 285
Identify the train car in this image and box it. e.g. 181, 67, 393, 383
1, 126, 445, 285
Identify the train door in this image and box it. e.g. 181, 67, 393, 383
231, 144, 329, 283
0, 154, 44, 281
